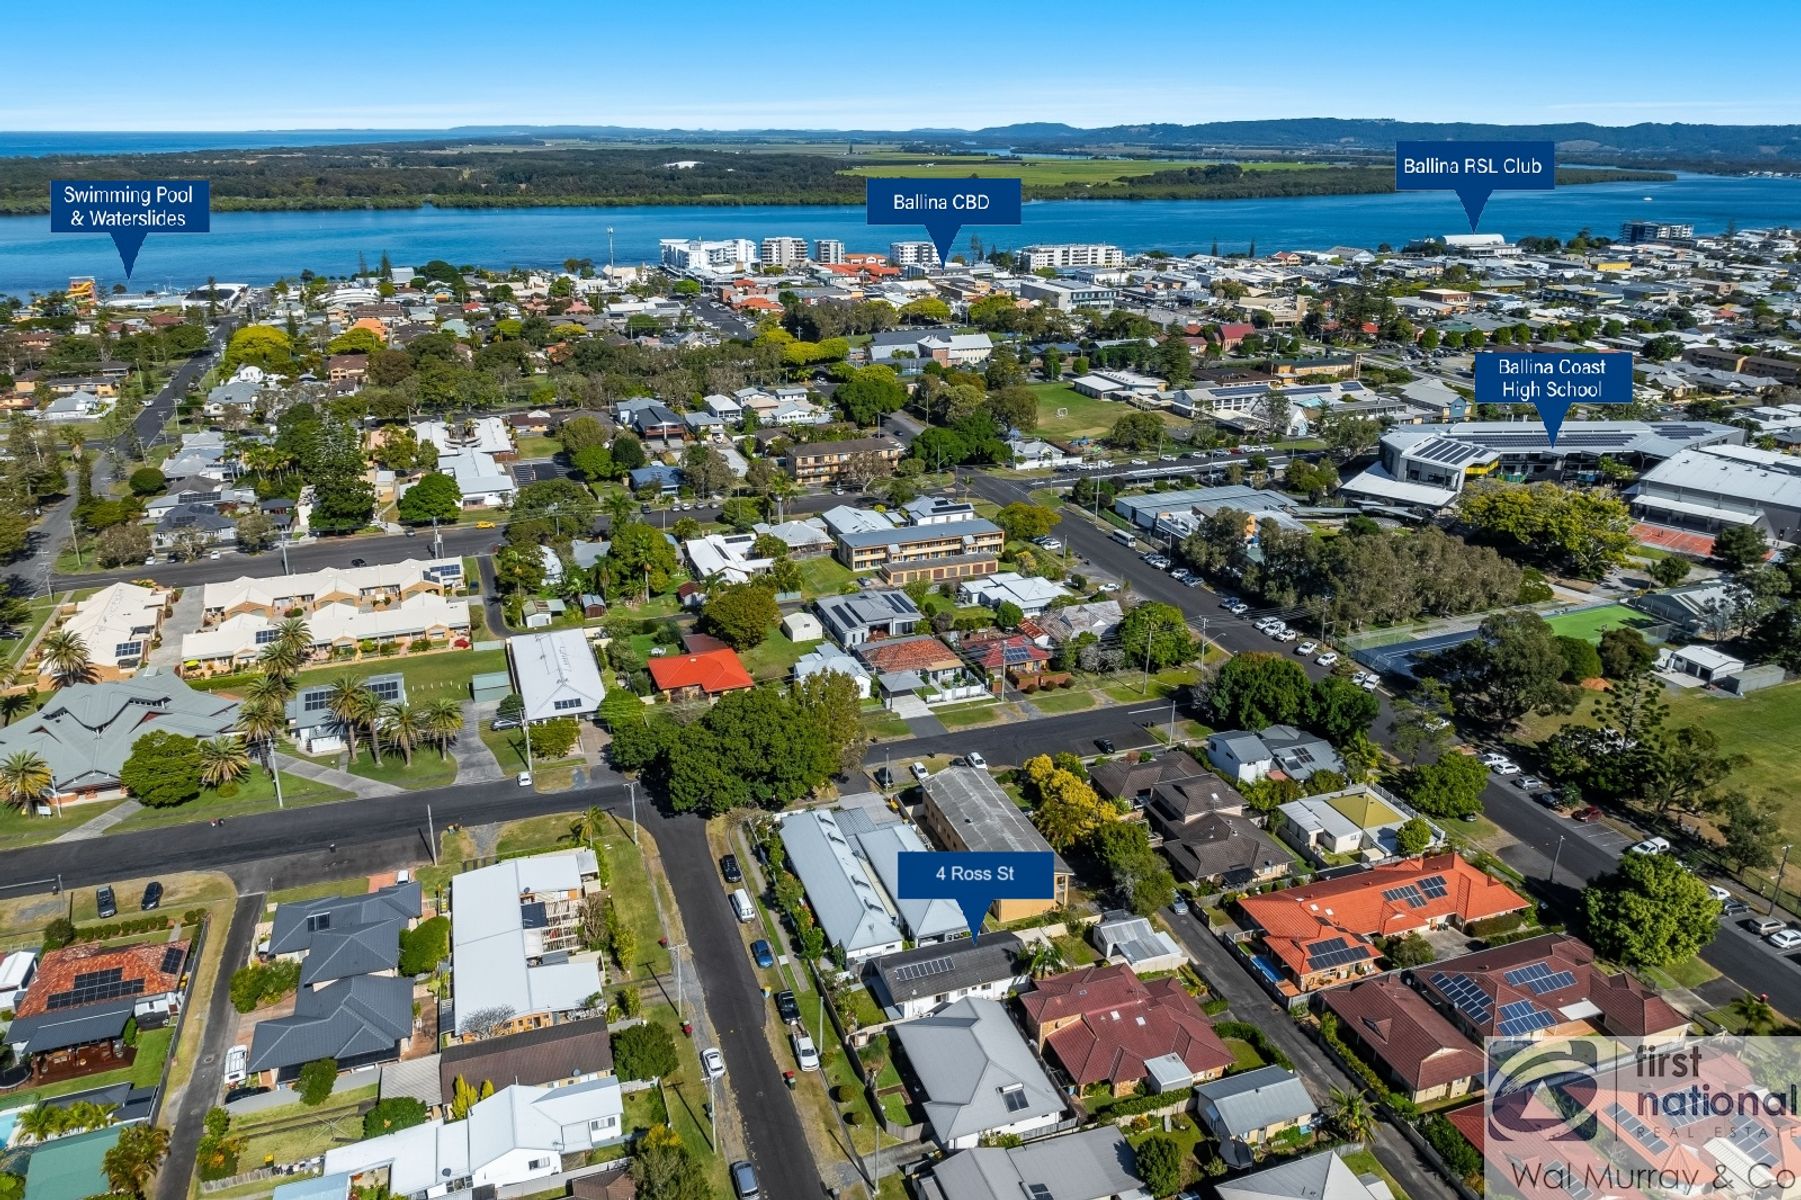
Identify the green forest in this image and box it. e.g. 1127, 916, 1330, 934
0, 144, 1675, 212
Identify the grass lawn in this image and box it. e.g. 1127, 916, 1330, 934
342, 745, 459, 791
0, 800, 123, 851
127, 1026, 175, 1087
495, 813, 579, 857
862, 708, 912, 740
936, 701, 1002, 729
1342, 1151, 1410, 1200
1027, 688, 1095, 714
1029, 382, 1186, 443
108, 769, 352, 833
597, 833, 673, 977
1542, 603, 1655, 644
796, 555, 855, 595
739, 629, 811, 682
195, 646, 508, 705
1222, 1036, 1265, 1073
235, 1083, 379, 1168
5, 598, 58, 666
515, 434, 562, 459
1637, 954, 1722, 991
1127, 1115, 1210, 1188
269, 878, 367, 906
0, 1065, 136, 1109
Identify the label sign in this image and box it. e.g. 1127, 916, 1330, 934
1394, 141, 1555, 231
896, 851, 1054, 940
50, 179, 211, 278
866, 177, 1022, 268
1475, 351, 1634, 444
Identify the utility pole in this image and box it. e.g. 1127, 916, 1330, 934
1548, 833, 1564, 886
1770, 844, 1793, 915
629, 780, 638, 845
427, 803, 437, 863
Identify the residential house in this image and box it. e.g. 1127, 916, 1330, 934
958, 632, 1052, 690
787, 435, 906, 486
5, 941, 189, 1085
1025, 600, 1123, 650
857, 635, 979, 706
0, 677, 239, 803
780, 796, 965, 961
287, 674, 406, 754
627, 464, 681, 495
266, 881, 423, 990
1089, 749, 1209, 807
959, 572, 1070, 616
893, 997, 1066, 1150
1235, 854, 1530, 993
646, 648, 754, 701
835, 518, 1005, 584
820, 504, 899, 538
247, 971, 415, 1083
1019, 963, 1231, 1097
919, 768, 1072, 921
1193, 1066, 1317, 1168
754, 519, 834, 557
614, 398, 686, 442
1414, 933, 1688, 1044
1277, 784, 1441, 863
323, 1077, 624, 1198
815, 590, 922, 647
37, 388, 108, 422
435, 1017, 614, 1108
1158, 808, 1291, 888
182, 593, 471, 675
413, 418, 517, 507
1090, 911, 1186, 974
794, 645, 873, 698
42, 582, 168, 682
508, 629, 606, 722
1215, 1149, 1395, 1200
327, 354, 368, 384
154, 502, 236, 552
1320, 976, 1485, 1105
869, 934, 1028, 1021
901, 496, 977, 526
684, 532, 774, 584
1206, 725, 1344, 784
917, 1127, 1147, 1200
450, 852, 603, 1040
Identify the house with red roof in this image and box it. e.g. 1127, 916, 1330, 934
1321, 976, 1484, 1104
1236, 853, 1527, 993
1018, 963, 1231, 1097
646, 648, 754, 703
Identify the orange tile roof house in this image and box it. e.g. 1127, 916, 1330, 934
7, 940, 190, 1084
1236, 853, 1527, 992
646, 649, 754, 702
1018, 963, 1232, 1096
1320, 976, 1485, 1104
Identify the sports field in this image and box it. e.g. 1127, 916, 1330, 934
1031, 383, 1186, 442
1541, 603, 1656, 644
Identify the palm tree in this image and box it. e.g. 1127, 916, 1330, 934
244, 671, 294, 708
0, 750, 53, 815
197, 737, 251, 788
422, 699, 463, 762
571, 806, 608, 846
350, 686, 386, 766
382, 703, 423, 766
1731, 991, 1777, 1034
103, 1122, 170, 1200
256, 637, 303, 679
238, 697, 286, 774
0, 691, 31, 726
16, 1103, 62, 1143
325, 675, 369, 763
275, 616, 312, 659
601, 490, 634, 531
1018, 939, 1067, 980
38, 630, 95, 689
1327, 1087, 1376, 1142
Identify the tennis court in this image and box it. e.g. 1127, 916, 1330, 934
1542, 603, 1656, 644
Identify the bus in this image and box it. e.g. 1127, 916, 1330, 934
1110, 528, 1138, 549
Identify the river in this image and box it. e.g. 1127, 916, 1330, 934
2, 172, 1797, 295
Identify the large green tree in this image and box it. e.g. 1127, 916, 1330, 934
1209, 652, 1310, 728
834, 364, 907, 426
1583, 851, 1719, 969
1117, 602, 1198, 672
1305, 675, 1381, 744
699, 582, 778, 649
1423, 611, 1576, 729
1402, 752, 1489, 821
120, 731, 204, 808
397, 472, 462, 524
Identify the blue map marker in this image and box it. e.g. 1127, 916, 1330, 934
896, 851, 1054, 940
866, 177, 1022, 267
50, 179, 210, 278
1395, 141, 1555, 231
1474, 351, 1635, 445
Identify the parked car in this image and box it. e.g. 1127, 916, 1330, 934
1707, 885, 1732, 903
96, 886, 117, 919
1296, 640, 1319, 655
731, 1160, 761, 1199
1768, 927, 1801, 951
140, 881, 163, 911
791, 1031, 821, 1071
1316, 652, 1340, 667
1357, 676, 1378, 691
702, 1047, 726, 1079
909, 762, 929, 782
1274, 628, 1299, 642
1095, 737, 1116, 754
1514, 776, 1544, 791
1479, 752, 1511, 767
224, 1044, 248, 1085
516, 770, 534, 788
1535, 791, 1563, 810
774, 990, 801, 1024
872, 766, 895, 788
1492, 761, 1521, 776
1626, 836, 1672, 856
1722, 899, 1750, 917
720, 854, 742, 884
1171, 895, 1189, 916
750, 939, 775, 969
1572, 805, 1602, 822
964, 752, 987, 769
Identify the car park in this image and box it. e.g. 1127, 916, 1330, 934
702, 1047, 726, 1079
774, 990, 801, 1023
791, 1031, 820, 1071
750, 939, 775, 969
1296, 640, 1318, 655
1316, 652, 1340, 667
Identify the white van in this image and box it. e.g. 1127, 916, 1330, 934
1110, 528, 1137, 548
730, 888, 755, 923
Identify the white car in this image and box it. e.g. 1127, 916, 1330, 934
964, 752, 987, 769
1357, 676, 1379, 692
1275, 629, 1299, 643
1479, 752, 1509, 767
1626, 837, 1672, 856
792, 1031, 821, 1072
224, 1044, 248, 1085
1095, 581, 1122, 593
1316, 652, 1340, 667
909, 762, 929, 782
702, 1047, 726, 1079
1768, 928, 1801, 950
516, 770, 534, 787
1492, 761, 1521, 776
1296, 640, 1319, 655
1707, 885, 1732, 903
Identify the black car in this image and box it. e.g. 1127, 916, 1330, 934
140, 881, 163, 911
223, 1084, 270, 1106
873, 766, 895, 789
1095, 737, 1116, 754
720, 854, 742, 884
96, 886, 117, 919
350, 557, 367, 567
774, 989, 801, 1024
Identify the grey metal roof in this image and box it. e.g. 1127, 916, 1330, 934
7, 997, 136, 1055
247, 973, 414, 1072
836, 518, 1001, 550
893, 997, 1064, 1144
815, 589, 922, 642
780, 808, 904, 955
921, 769, 1070, 875
1194, 1066, 1316, 1137
925, 1126, 1143, 1200
873, 934, 1025, 1009
1215, 1149, 1386, 1200
380, 1053, 444, 1107
269, 882, 422, 955
299, 926, 406, 987
0, 676, 240, 794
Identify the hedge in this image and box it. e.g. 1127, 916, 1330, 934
1213, 1021, 1293, 1071
1465, 912, 1526, 940
1091, 1087, 1195, 1121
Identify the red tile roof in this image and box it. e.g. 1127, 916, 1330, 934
17, 940, 191, 1018
1322, 976, 1484, 1092
958, 633, 1050, 672
1446, 1102, 1485, 1156
1416, 933, 1686, 1040
1019, 964, 1231, 1088
647, 648, 754, 695
1238, 853, 1527, 982
857, 636, 962, 674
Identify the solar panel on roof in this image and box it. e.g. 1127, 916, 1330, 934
1418, 875, 1448, 899
1430, 971, 1494, 1023
1497, 999, 1557, 1037
1383, 884, 1426, 908
890, 956, 955, 984
1308, 937, 1370, 969
1001, 1086, 1030, 1112
1503, 962, 1577, 995
1609, 1103, 1670, 1154
160, 946, 185, 975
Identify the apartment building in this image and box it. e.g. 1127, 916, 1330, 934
786, 435, 905, 485
1017, 279, 1117, 312
814, 239, 845, 265
889, 241, 941, 268
451, 852, 602, 1041
659, 238, 758, 276
833, 517, 1005, 584
1015, 243, 1125, 270
760, 236, 809, 266
199, 559, 464, 624
918, 768, 1071, 921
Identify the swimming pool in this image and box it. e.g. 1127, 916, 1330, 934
0, 1107, 22, 1148
1249, 954, 1283, 985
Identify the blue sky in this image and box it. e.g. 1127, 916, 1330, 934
9, 0, 1800, 130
